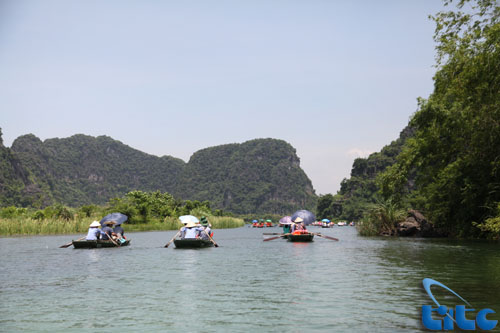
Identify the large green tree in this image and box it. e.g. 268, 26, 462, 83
381, 0, 500, 236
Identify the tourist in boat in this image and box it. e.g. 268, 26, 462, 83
180, 221, 201, 239
86, 221, 102, 240
291, 217, 307, 233
200, 216, 212, 239
113, 223, 126, 240
101, 221, 116, 240
283, 223, 291, 234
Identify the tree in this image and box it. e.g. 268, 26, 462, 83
380, 0, 500, 236
316, 194, 343, 220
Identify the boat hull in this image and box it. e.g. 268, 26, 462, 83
174, 238, 213, 249
286, 233, 314, 242
72, 239, 130, 248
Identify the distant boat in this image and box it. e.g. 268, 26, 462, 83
337, 221, 347, 226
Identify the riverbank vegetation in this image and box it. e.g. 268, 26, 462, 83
356, 200, 407, 237
380, 0, 500, 238
0, 190, 243, 236
319, 0, 500, 239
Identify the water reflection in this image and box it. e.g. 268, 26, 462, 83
0, 228, 499, 332
374, 237, 500, 327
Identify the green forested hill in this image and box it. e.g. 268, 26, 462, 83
8, 133, 185, 207
174, 138, 317, 214
332, 1, 500, 238
1, 132, 316, 214
0, 130, 34, 206
379, 1, 500, 237
336, 126, 414, 220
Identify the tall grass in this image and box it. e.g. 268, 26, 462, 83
0, 217, 90, 236
0, 216, 245, 236
208, 216, 245, 229
125, 216, 244, 232
356, 199, 406, 236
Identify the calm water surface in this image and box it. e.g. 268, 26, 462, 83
1, 227, 499, 332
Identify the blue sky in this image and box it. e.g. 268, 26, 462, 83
0, 0, 446, 195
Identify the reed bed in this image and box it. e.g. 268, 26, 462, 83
209, 216, 245, 229
0, 217, 90, 236
0, 216, 245, 236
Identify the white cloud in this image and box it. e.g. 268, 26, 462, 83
347, 148, 373, 159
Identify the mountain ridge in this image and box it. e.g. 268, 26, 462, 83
0, 131, 317, 214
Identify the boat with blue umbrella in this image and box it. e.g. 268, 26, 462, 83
67, 213, 131, 248
287, 210, 315, 242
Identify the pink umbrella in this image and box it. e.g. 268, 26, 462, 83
279, 216, 292, 225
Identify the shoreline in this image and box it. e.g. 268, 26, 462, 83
0, 216, 245, 237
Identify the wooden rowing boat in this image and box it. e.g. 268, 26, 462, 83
286, 232, 314, 242
72, 239, 131, 248
174, 238, 214, 249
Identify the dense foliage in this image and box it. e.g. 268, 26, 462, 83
320, 127, 413, 221
316, 193, 343, 220
174, 138, 317, 214
0, 190, 216, 223
0, 130, 33, 206
0, 190, 244, 235
319, 1, 500, 239
380, 0, 500, 237
8, 134, 185, 207
0, 133, 317, 215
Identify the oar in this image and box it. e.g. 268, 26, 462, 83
59, 237, 85, 248
262, 232, 284, 235
263, 233, 290, 241
202, 229, 219, 247
313, 233, 339, 241
105, 233, 120, 246
164, 231, 180, 248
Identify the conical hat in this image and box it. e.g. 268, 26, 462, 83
89, 221, 101, 227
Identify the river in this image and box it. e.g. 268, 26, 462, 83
0, 226, 499, 332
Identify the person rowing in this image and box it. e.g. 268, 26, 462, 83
199, 216, 213, 240
101, 221, 117, 240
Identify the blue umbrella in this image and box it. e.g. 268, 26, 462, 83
252, 220, 258, 223
322, 219, 330, 223
291, 210, 316, 225
100, 212, 128, 226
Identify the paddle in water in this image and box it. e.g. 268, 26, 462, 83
59, 237, 85, 248
313, 233, 339, 241
263, 233, 290, 241
105, 233, 120, 246
202, 229, 219, 247
164, 231, 180, 248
